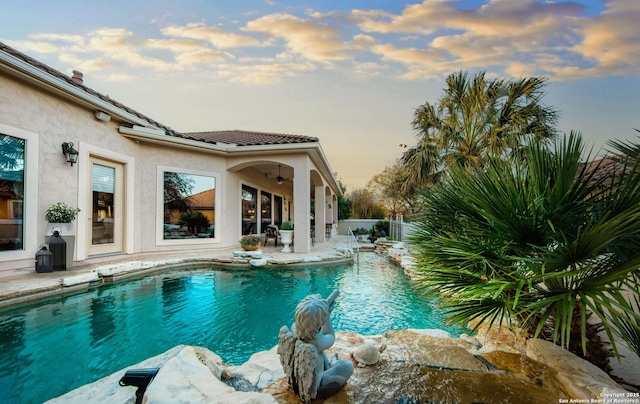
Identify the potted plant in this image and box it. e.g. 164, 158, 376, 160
279, 221, 294, 252
45, 202, 80, 236
239, 234, 261, 251
45, 202, 80, 268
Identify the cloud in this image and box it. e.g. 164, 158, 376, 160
351, 0, 638, 80
245, 13, 351, 62
145, 38, 232, 66
162, 23, 259, 48
83, 28, 174, 71
30, 33, 85, 45
211, 61, 316, 84
59, 53, 112, 72
6, 0, 638, 86
568, 0, 640, 77
5, 40, 59, 53
370, 43, 449, 79
174, 48, 231, 65
352, 61, 388, 77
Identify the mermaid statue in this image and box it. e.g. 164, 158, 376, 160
277, 290, 354, 402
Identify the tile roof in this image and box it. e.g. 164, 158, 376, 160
185, 189, 215, 209
1, 41, 319, 148
580, 157, 632, 182
178, 130, 319, 146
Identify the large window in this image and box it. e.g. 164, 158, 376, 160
0, 134, 25, 251
261, 191, 272, 231
242, 185, 283, 235
242, 185, 257, 235
162, 171, 216, 240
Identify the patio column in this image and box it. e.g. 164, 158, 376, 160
293, 162, 311, 253
315, 185, 326, 243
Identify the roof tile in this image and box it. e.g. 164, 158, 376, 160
178, 130, 318, 146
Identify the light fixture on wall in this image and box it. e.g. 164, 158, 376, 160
94, 110, 111, 122
276, 165, 284, 185
61, 142, 79, 166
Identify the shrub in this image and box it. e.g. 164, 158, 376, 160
239, 234, 261, 247
45, 202, 80, 223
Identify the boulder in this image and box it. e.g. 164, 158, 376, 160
49, 330, 627, 404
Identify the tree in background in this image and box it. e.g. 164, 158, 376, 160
164, 172, 194, 212
402, 71, 558, 197
409, 132, 640, 371
347, 188, 386, 219
336, 176, 351, 220
368, 163, 414, 217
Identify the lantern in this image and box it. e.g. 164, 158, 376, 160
47, 230, 67, 271
35, 245, 53, 273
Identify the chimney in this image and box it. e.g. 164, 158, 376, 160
71, 70, 84, 85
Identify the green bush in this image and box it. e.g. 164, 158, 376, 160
410, 133, 640, 363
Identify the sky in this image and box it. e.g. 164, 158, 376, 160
1, 0, 639, 190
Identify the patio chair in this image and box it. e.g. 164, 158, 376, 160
264, 225, 279, 246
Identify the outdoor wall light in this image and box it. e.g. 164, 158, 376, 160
94, 110, 111, 122
119, 368, 159, 404
61, 142, 79, 166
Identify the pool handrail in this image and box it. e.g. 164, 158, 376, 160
347, 227, 360, 263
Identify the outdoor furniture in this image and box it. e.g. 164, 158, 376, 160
264, 225, 279, 246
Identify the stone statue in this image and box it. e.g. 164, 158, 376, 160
277, 290, 354, 402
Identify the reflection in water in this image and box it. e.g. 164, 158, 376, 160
0, 254, 464, 404
0, 315, 26, 404
90, 292, 116, 345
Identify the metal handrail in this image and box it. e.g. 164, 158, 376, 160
347, 227, 360, 264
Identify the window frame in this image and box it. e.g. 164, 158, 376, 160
240, 181, 284, 235
156, 165, 220, 246
0, 123, 38, 260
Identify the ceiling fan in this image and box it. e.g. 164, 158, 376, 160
276, 165, 284, 185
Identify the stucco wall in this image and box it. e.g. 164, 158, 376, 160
0, 71, 334, 270
0, 73, 238, 270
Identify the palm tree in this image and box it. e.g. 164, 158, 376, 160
0, 134, 25, 170
402, 71, 558, 193
409, 132, 640, 365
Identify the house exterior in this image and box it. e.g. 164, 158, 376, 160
0, 41, 341, 272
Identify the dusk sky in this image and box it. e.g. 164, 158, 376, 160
1, 0, 639, 189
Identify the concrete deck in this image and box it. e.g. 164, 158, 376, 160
0, 235, 373, 309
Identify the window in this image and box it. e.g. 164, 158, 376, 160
162, 170, 216, 240
261, 191, 272, 231
0, 134, 25, 251
241, 186, 283, 235
242, 185, 257, 235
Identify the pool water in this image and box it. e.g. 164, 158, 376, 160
0, 253, 464, 404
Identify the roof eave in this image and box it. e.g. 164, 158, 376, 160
0, 50, 157, 128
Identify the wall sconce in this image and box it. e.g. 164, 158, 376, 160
94, 110, 111, 122
61, 142, 79, 166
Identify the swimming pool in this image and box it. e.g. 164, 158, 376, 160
0, 253, 464, 404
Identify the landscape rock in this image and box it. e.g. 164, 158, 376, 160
50, 330, 627, 404
249, 258, 268, 267
61, 272, 99, 287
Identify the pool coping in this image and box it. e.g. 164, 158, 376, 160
0, 246, 358, 310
